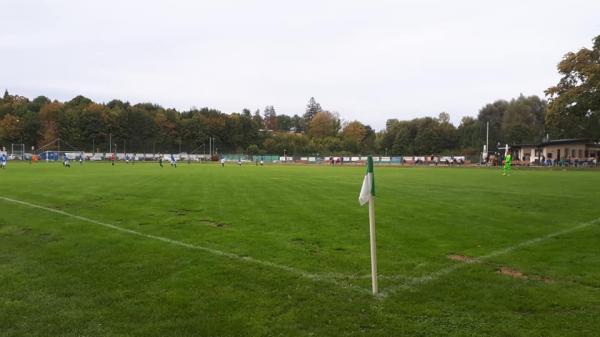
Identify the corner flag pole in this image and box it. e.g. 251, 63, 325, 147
359, 156, 378, 295
369, 192, 378, 295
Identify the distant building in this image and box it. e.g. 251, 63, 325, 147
512, 138, 600, 163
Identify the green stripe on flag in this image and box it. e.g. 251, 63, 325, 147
367, 156, 375, 196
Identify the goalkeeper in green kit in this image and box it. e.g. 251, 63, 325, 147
503, 151, 512, 176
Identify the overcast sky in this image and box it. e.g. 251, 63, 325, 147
1, 0, 599, 130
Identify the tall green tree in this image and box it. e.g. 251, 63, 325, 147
263, 105, 277, 130
303, 97, 322, 125
252, 109, 263, 129
276, 114, 292, 131
502, 95, 546, 144
457, 116, 482, 151
290, 114, 305, 132
477, 100, 508, 146
545, 35, 600, 139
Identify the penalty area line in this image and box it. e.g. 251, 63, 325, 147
381, 216, 600, 297
0, 195, 371, 295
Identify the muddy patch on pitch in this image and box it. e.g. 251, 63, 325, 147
498, 266, 525, 279
497, 266, 553, 283
447, 254, 476, 263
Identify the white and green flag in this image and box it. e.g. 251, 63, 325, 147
359, 156, 375, 206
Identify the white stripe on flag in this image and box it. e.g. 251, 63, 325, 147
359, 172, 373, 206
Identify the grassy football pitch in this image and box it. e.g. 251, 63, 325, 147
1, 162, 599, 336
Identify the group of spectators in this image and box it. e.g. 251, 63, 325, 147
483, 153, 599, 168
539, 157, 598, 167
410, 156, 465, 166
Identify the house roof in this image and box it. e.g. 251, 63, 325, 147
541, 138, 595, 146
510, 143, 537, 148
511, 138, 598, 148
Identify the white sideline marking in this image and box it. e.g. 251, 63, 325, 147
7, 195, 597, 299
0, 196, 370, 295
381, 216, 600, 297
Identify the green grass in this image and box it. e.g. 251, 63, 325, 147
1, 162, 599, 336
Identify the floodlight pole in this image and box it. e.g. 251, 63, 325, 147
486, 122, 489, 157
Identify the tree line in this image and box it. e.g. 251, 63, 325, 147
1, 35, 598, 156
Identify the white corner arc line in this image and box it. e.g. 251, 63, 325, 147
0, 196, 370, 295
381, 216, 600, 297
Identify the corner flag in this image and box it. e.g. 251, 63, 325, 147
358, 156, 375, 206
359, 156, 378, 295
